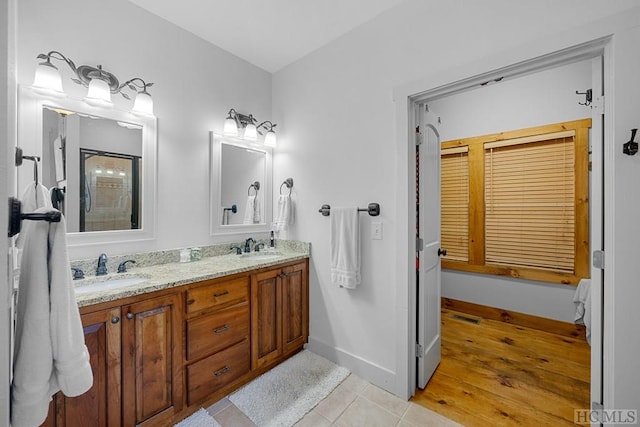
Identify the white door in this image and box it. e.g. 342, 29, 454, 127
417, 105, 442, 388
589, 55, 604, 422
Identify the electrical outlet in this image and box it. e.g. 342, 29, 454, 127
372, 222, 383, 240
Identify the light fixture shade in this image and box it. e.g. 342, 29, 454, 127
131, 91, 154, 116
32, 62, 64, 96
244, 123, 258, 140
224, 117, 238, 136
264, 130, 277, 147
85, 78, 113, 107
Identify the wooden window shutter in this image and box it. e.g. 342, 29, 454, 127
441, 146, 469, 262
484, 131, 576, 272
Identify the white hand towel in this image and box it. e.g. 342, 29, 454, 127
11, 208, 93, 427
243, 195, 256, 224
330, 208, 361, 288
243, 195, 261, 224
275, 195, 295, 239
573, 278, 592, 345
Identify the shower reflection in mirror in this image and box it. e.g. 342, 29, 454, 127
42, 106, 142, 232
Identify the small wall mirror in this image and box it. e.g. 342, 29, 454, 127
210, 132, 272, 235
18, 87, 157, 252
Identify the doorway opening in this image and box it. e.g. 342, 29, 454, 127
407, 37, 609, 424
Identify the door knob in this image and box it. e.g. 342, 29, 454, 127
438, 248, 447, 257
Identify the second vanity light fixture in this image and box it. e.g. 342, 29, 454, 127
224, 108, 277, 147
32, 50, 154, 116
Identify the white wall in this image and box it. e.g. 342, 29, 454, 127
16, 0, 272, 259
430, 59, 591, 322
272, 0, 640, 407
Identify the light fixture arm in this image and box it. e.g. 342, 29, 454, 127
37, 50, 78, 75
257, 120, 276, 135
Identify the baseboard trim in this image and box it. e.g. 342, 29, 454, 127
306, 337, 398, 395
442, 297, 586, 339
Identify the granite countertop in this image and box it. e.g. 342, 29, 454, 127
73, 247, 309, 308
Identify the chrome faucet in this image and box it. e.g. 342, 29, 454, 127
244, 238, 256, 253
96, 253, 108, 276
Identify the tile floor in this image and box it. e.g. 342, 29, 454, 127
205, 373, 462, 427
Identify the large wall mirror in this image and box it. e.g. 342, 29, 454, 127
210, 132, 272, 235
17, 86, 157, 251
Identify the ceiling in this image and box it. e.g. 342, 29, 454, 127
127, 0, 405, 73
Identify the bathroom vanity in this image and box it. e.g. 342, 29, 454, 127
42, 248, 309, 427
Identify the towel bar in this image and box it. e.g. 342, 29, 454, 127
318, 203, 380, 217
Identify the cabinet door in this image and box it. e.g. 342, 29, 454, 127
282, 262, 308, 354
122, 294, 183, 427
43, 308, 122, 427
251, 268, 282, 370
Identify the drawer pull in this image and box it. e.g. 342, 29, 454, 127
213, 290, 229, 298
213, 325, 230, 334
214, 366, 231, 377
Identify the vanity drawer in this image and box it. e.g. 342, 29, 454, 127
186, 276, 249, 313
186, 304, 249, 361
187, 338, 250, 405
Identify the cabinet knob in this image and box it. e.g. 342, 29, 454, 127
126, 312, 134, 320
438, 248, 447, 257
111, 316, 120, 324
213, 366, 231, 377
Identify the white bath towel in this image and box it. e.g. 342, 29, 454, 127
274, 195, 295, 239
573, 278, 592, 345
330, 208, 361, 288
243, 195, 261, 224
11, 208, 93, 427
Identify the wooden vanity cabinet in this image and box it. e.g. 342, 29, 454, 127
43, 292, 183, 427
252, 260, 308, 370
43, 307, 122, 427
43, 258, 308, 426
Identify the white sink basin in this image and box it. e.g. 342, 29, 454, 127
239, 252, 282, 261
74, 275, 149, 294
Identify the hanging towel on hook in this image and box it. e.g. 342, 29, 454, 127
11, 208, 93, 427
274, 194, 295, 239
330, 207, 361, 289
16, 182, 52, 249
243, 195, 261, 224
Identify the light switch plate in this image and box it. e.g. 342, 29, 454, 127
372, 222, 383, 240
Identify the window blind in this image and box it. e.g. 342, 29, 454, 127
484, 135, 576, 272
441, 146, 469, 262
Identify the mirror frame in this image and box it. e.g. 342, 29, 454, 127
17, 85, 158, 250
210, 132, 272, 236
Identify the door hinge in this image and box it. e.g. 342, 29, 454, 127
592, 401, 604, 411
593, 250, 605, 270
416, 343, 424, 358
415, 131, 423, 146
416, 238, 424, 252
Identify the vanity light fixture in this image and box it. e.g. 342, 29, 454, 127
223, 108, 277, 146
32, 50, 154, 115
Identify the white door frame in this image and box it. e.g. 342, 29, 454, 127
393, 37, 612, 402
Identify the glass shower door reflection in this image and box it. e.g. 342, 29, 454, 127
80, 149, 141, 232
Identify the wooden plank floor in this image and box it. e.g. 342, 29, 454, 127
411, 309, 591, 426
